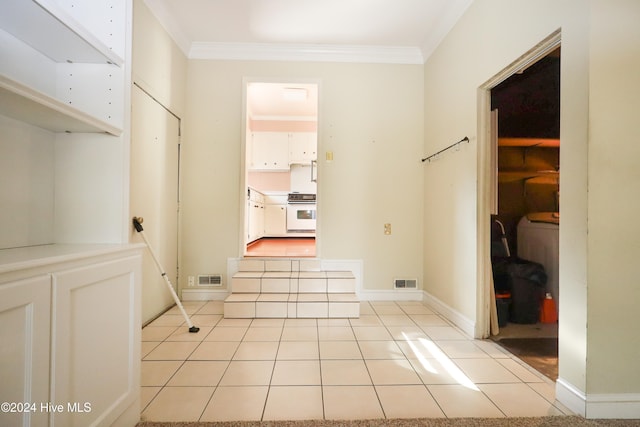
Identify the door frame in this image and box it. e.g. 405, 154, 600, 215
475, 30, 561, 338
239, 77, 322, 258
131, 82, 182, 323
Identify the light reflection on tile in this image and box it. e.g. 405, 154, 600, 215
140, 300, 568, 422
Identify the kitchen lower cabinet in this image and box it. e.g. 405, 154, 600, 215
248, 200, 265, 243
0, 246, 142, 427
265, 204, 287, 236
0, 275, 51, 427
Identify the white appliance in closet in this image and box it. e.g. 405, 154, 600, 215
517, 213, 559, 315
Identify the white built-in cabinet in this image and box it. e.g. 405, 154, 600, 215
0, 248, 142, 427
247, 191, 289, 242
247, 189, 265, 243
0, 1, 140, 425
250, 132, 289, 170
0, 0, 131, 249
0, 275, 51, 427
250, 132, 317, 170
289, 132, 317, 164
264, 195, 288, 236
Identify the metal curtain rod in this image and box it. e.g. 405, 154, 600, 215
421, 136, 470, 163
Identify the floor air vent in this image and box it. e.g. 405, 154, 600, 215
198, 274, 222, 287
394, 278, 417, 289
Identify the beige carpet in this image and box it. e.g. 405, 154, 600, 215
136, 417, 639, 427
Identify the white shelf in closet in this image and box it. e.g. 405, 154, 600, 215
0, 74, 122, 135
0, 0, 123, 66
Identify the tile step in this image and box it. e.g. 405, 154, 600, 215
231, 271, 356, 294
224, 293, 360, 319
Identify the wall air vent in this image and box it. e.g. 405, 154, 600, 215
394, 278, 417, 289
198, 274, 222, 287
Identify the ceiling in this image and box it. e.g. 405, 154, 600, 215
247, 82, 318, 118
142, 0, 473, 63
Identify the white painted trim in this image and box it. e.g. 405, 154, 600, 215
586, 393, 640, 419
189, 42, 424, 64
181, 289, 228, 301
251, 115, 317, 122
420, 0, 474, 61
422, 290, 475, 338
359, 289, 423, 302
556, 378, 640, 419
476, 30, 562, 339
556, 378, 587, 417
141, 0, 191, 55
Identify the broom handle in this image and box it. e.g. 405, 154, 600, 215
133, 218, 195, 329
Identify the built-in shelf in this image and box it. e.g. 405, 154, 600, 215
499, 170, 559, 183
0, 74, 122, 135
0, 243, 144, 275
498, 138, 560, 147
0, 0, 123, 66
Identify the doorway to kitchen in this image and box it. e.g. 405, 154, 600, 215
242, 80, 319, 257
478, 31, 561, 380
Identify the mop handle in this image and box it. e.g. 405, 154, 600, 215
133, 217, 198, 332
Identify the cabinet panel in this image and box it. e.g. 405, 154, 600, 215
251, 132, 289, 170
51, 255, 141, 427
0, 0, 127, 134
0, 275, 51, 427
265, 204, 287, 236
289, 132, 317, 164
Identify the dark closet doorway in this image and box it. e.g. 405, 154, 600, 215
490, 47, 561, 381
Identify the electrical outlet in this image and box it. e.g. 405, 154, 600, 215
384, 223, 391, 235
188, 276, 195, 287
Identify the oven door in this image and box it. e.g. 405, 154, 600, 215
286, 203, 316, 232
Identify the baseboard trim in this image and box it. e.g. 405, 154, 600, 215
556, 378, 640, 419
181, 289, 229, 301
556, 378, 586, 417
358, 289, 424, 301
422, 290, 475, 338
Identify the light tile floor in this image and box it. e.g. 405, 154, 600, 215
140, 300, 572, 422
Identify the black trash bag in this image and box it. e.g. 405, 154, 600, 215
491, 256, 512, 293
507, 258, 547, 324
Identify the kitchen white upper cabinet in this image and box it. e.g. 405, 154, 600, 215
0, 275, 51, 427
251, 132, 289, 171
289, 132, 317, 164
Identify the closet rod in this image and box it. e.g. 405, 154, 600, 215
421, 136, 469, 163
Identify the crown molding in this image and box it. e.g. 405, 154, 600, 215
420, 0, 474, 60
189, 42, 424, 64
142, 0, 191, 55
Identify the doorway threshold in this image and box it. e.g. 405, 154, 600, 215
245, 237, 316, 258
490, 322, 558, 381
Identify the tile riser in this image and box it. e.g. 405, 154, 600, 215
225, 265, 359, 319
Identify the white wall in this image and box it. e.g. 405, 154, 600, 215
0, 115, 54, 249
181, 61, 424, 293
132, 0, 187, 323
586, 0, 640, 401
133, 0, 187, 117
423, 0, 640, 416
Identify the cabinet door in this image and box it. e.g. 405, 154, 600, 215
0, 275, 51, 427
51, 255, 141, 427
289, 132, 317, 164
248, 201, 265, 242
265, 204, 287, 235
251, 132, 289, 170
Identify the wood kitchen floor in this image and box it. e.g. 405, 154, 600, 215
246, 237, 316, 257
